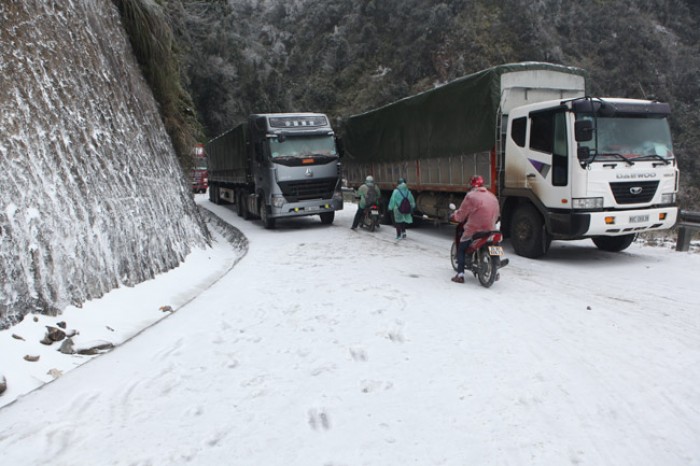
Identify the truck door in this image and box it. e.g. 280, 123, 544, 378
525, 109, 572, 209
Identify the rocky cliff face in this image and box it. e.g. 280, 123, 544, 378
0, 0, 209, 328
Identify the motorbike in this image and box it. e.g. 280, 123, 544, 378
449, 207, 509, 288
360, 203, 381, 232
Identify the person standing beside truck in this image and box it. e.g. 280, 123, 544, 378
449, 175, 500, 283
387, 178, 416, 240
351, 176, 381, 230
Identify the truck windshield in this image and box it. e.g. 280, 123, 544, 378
193, 158, 208, 170
578, 114, 674, 162
269, 135, 337, 158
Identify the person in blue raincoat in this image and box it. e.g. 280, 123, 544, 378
387, 178, 416, 240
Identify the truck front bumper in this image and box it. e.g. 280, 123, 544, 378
549, 206, 678, 239
270, 196, 343, 219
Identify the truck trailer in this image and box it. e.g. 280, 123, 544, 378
341, 62, 679, 257
206, 113, 343, 228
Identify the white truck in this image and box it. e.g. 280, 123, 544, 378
342, 62, 679, 257
206, 113, 343, 228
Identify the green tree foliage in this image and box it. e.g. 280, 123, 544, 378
113, 0, 204, 169
159, 0, 700, 203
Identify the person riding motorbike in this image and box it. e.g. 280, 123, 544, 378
450, 175, 500, 283
351, 175, 382, 230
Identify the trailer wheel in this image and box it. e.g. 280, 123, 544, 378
592, 234, 635, 252
239, 192, 252, 220
320, 211, 335, 225
259, 202, 275, 229
235, 191, 244, 217
209, 185, 221, 205
510, 204, 549, 258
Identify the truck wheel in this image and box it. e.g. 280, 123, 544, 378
592, 234, 635, 252
240, 192, 252, 220
320, 211, 335, 225
380, 198, 392, 225
510, 204, 549, 258
209, 185, 221, 205
235, 191, 244, 217
259, 202, 275, 229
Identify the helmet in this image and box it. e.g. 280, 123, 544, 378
365, 176, 374, 184
470, 175, 484, 188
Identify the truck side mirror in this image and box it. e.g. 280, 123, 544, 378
574, 120, 593, 142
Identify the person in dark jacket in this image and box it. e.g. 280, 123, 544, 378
387, 178, 416, 240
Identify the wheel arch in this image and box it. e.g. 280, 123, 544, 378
500, 194, 549, 238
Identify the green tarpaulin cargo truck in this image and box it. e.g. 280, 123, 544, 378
341, 62, 679, 257
207, 113, 343, 229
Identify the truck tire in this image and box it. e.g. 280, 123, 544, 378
380, 198, 392, 225
592, 234, 635, 252
235, 191, 244, 217
259, 202, 275, 229
510, 204, 550, 258
209, 185, 221, 205
240, 192, 252, 220
320, 211, 335, 225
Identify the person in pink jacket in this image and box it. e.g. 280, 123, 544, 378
449, 175, 500, 283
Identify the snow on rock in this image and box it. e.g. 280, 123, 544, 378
0, 0, 209, 328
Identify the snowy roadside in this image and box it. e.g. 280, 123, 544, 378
0, 208, 247, 409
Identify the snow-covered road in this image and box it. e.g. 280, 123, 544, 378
1, 196, 699, 465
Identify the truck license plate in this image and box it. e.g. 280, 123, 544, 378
629, 215, 649, 223
488, 246, 504, 256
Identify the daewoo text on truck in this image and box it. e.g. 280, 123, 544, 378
206, 113, 343, 228
341, 62, 679, 257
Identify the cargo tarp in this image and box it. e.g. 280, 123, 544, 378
342, 62, 586, 163
206, 123, 248, 173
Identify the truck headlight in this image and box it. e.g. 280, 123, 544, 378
572, 197, 603, 209
271, 194, 285, 208
661, 193, 676, 204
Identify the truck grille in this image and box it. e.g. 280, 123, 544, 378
609, 180, 659, 204
277, 178, 338, 202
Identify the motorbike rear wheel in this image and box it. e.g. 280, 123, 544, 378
476, 249, 500, 288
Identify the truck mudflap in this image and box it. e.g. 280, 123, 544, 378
546, 207, 678, 239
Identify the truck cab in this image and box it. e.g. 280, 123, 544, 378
207, 113, 343, 228
503, 97, 679, 257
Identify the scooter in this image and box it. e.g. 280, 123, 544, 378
360, 203, 381, 232
449, 206, 509, 288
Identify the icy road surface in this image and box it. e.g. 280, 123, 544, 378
1, 195, 699, 466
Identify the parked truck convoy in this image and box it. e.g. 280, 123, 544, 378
341, 62, 679, 258
206, 113, 343, 228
